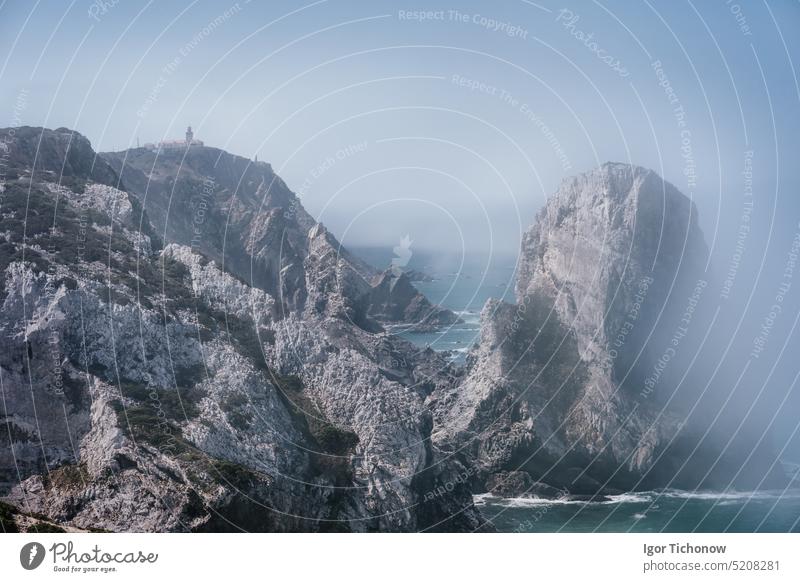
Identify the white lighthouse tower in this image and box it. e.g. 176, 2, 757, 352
144, 125, 204, 151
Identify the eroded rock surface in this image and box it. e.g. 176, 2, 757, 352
0, 127, 483, 532
431, 163, 786, 495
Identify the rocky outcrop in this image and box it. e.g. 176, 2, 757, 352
101, 145, 315, 314
0, 127, 484, 532
432, 163, 786, 495
485, 471, 563, 499
0, 189, 322, 531
101, 146, 456, 328
0, 126, 118, 187
367, 269, 461, 331
6, 127, 782, 532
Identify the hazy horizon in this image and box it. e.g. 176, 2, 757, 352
1, 0, 799, 257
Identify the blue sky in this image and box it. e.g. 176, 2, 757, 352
1, 0, 798, 258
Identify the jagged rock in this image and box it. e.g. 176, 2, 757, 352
162, 243, 274, 331
0, 127, 485, 532
102, 144, 314, 313
0, 126, 118, 186
403, 268, 434, 283
432, 163, 787, 494
101, 146, 454, 327
368, 269, 461, 331
486, 471, 530, 497
485, 472, 572, 499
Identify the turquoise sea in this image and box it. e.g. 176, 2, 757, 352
476, 487, 800, 533
354, 247, 518, 362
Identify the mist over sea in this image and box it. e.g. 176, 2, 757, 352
353, 246, 518, 361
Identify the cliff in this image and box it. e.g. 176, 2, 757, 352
0, 127, 482, 532
100, 145, 455, 329
431, 163, 786, 495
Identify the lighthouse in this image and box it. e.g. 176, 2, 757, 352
144, 125, 204, 151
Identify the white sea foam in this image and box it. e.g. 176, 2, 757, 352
503, 497, 576, 508
651, 488, 800, 502
603, 492, 652, 504
475, 489, 800, 510
474, 492, 653, 507
473, 494, 581, 507
472, 488, 800, 508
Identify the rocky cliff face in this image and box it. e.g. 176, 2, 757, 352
3, 128, 784, 532
101, 146, 453, 329
431, 163, 786, 495
0, 127, 483, 532
367, 269, 461, 331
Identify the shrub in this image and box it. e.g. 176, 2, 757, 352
0, 501, 20, 533
119, 378, 204, 421
112, 402, 189, 454
45, 463, 89, 490
28, 522, 66, 533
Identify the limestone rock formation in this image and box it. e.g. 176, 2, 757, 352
0, 127, 483, 532
431, 163, 786, 494
2, 128, 785, 533
367, 269, 461, 331
101, 146, 456, 329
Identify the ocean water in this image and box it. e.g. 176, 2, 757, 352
476, 488, 800, 533
353, 247, 800, 532
353, 247, 518, 361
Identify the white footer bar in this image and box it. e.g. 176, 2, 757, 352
2, 533, 797, 581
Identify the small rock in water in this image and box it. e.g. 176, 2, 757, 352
486, 471, 563, 499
